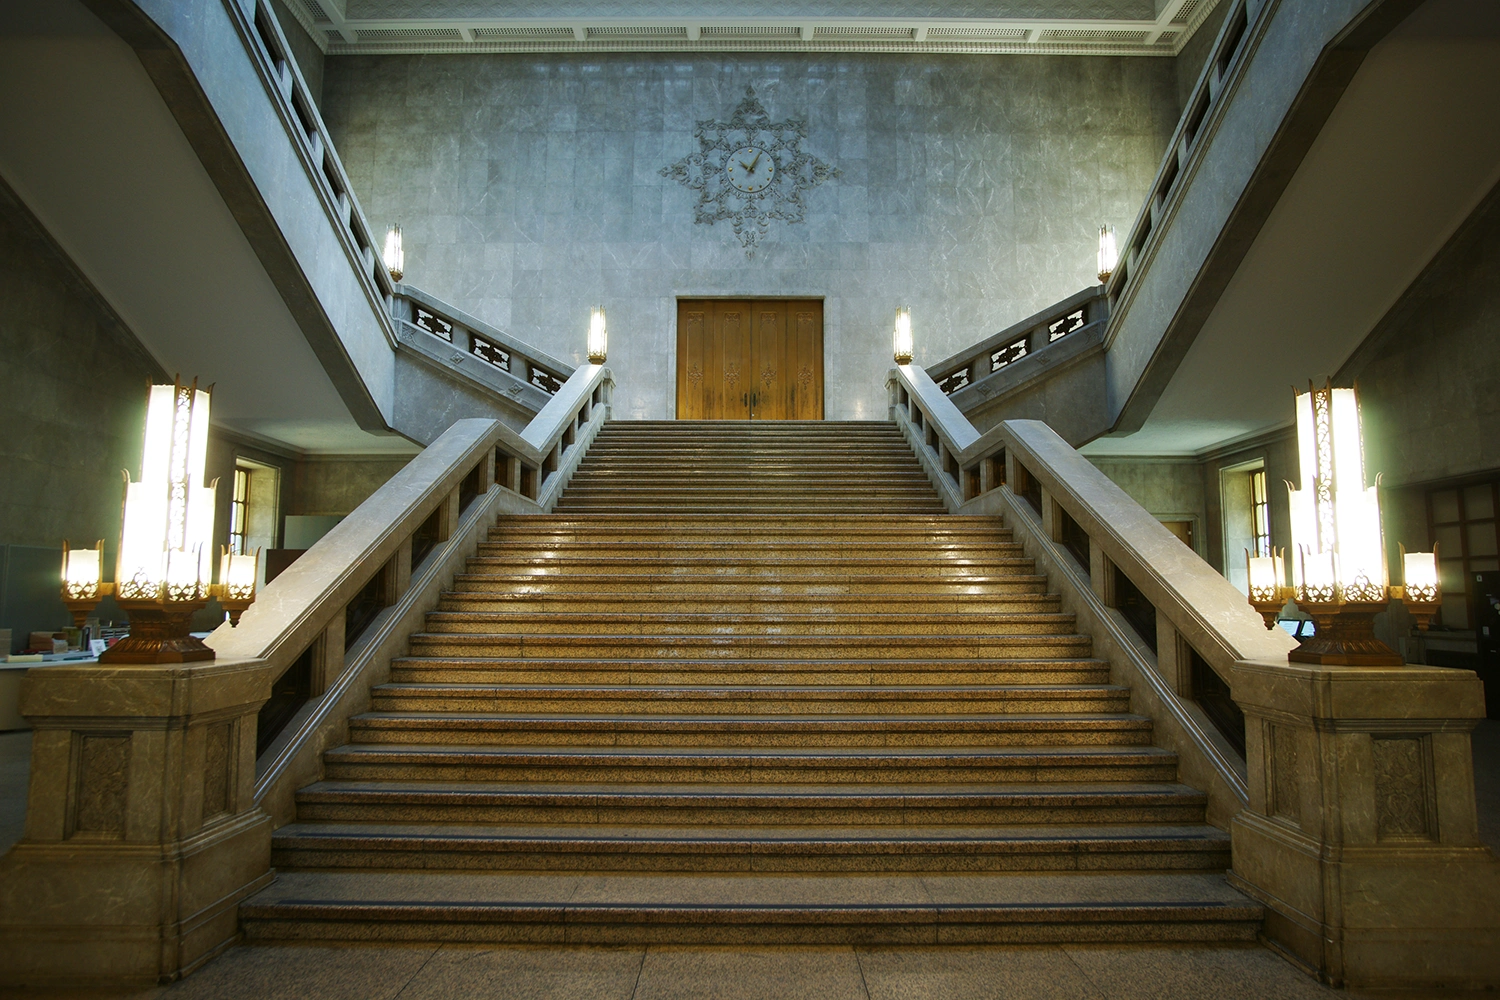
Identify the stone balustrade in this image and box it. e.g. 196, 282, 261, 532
889, 362, 1498, 988
0, 364, 613, 986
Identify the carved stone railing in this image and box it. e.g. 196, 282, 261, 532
925, 286, 1109, 439
0, 366, 611, 986
888, 363, 1497, 989
1103, 0, 1251, 305
390, 286, 574, 435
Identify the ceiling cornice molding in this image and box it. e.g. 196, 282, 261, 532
279, 0, 1221, 57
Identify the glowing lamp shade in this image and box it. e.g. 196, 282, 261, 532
588, 306, 607, 364
1287, 382, 1387, 606
116, 379, 217, 603
220, 551, 259, 601
62, 541, 103, 601
893, 307, 913, 365
1097, 225, 1118, 284
1401, 548, 1439, 604
383, 224, 404, 282
1246, 550, 1285, 605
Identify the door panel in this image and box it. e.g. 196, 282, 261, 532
677, 299, 823, 420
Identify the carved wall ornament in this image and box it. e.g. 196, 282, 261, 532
687, 366, 704, 386
724, 363, 741, 387
1373, 736, 1433, 840
1270, 724, 1302, 826
761, 367, 777, 385
660, 86, 840, 259
71, 733, 130, 838
797, 366, 814, 389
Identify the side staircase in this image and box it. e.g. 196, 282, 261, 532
241, 421, 1261, 944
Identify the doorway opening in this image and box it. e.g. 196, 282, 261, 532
676, 298, 823, 419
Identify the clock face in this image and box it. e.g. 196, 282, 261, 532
725, 145, 776, 194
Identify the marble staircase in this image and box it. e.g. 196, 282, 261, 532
240, 420, 1261, 944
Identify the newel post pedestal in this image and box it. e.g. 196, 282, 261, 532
1229, 657, 1499, 988
0, 658, 274, 987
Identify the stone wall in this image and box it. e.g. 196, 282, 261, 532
322, 52, 1179, 420
0, 178, 165, 649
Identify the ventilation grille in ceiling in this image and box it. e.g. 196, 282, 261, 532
813, 25, 914, 38
700, 25, 801, 38
1041, 28, 1149, 42
585, 25, 689, 38
356, 27, 463, 41
472, 25, 575, 38
301, 0, 329, 21
926, 26, 1028, 38
1173, 0, 1206, 24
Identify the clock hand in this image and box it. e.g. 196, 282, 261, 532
749, 151, 762, 171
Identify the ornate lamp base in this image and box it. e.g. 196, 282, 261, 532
98, 600, 215, 664
1288, 603, 1404, 666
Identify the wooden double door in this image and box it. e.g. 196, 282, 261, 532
676, 299, 824, 420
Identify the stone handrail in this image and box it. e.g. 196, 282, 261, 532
888, 362, 1496, 986
889, 362, 1291, 823
209, 363, 612, 821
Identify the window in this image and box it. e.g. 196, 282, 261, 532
1250, 468, 1271, 557
1428, 479, 1500, 629
229, 466, 250, 555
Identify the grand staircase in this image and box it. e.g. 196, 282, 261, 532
241, 421, 1261, 944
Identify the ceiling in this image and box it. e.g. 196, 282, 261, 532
0, 0, 417, 455
1082, 0, 1500, 458
282, 0, 1219, 56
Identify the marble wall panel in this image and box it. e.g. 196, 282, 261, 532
324, 53, 1178, 419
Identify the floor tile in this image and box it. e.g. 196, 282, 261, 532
858, 945, 1106, 1000
395, 945, 644, 1000
633, 947, 869, 1000
159, 943, 437, 1000
1062, 944, 1337, 1000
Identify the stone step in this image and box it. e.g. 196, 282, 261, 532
387, 657, 1110, 686
293, 779, 1200, 826
345, 712, 1149, 747
550, 504, 951, 515
320, 743, 1179, 784
457, 556, 1038, 577
434, 594, 1063, 615
266, 820, 1231, 874
239, 871, 1263, 946
406, 631, 1091, 657
474, 538, 1024, 555
418, 612, 1077, 638
370, 683, 1131, 715
442, 574, 1051, 596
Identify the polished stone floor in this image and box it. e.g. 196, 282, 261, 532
1, 723, 1496, 998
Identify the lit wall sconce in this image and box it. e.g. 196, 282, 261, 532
893, 306, 913, 365
101, 377, 220, 664
383, 223, 404, 282
213, 547, 260, 626
588, 306, 607, 364
1097, 225, 1118, 284
1392, 543, 1442, 632
1246, 546, 1291, 629
60, 539, 113, 628
1255, 380, 1438, 665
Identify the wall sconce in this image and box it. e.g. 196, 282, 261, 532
60, 539, 113, 628
1260, 380, 1438, 665
383, 223, 404, 282
893, 306, 913, 365
587, 305, 607, 364
1097, 225, 1118, 284
101, 377, 219, 664
213, 547, 260, 626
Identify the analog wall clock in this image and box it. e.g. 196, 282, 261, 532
661, 86, 839, 258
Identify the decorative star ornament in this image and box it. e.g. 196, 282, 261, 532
660, 86, 840, 259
